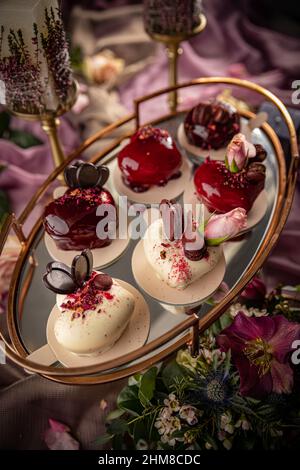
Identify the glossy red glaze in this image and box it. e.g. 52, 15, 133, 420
44, 187, 116, 250
194, 159, 265, 213
118, 125, 182, 192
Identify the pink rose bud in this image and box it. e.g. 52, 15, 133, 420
204, 208, 247, 245
226, 133, 256, 172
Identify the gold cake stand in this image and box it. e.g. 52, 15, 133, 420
148, 14, 207, 112
0, 77, 298, 385
10, 81, 78, 182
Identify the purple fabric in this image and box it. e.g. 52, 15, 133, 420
0, 117, 80, 219
119, 0, 300, 119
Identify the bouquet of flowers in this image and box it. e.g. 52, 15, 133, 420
99, 280, 300, 450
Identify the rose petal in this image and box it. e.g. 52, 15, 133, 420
271, 359, 294, 394
44, 419, 80, 450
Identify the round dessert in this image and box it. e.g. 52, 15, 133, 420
43, 161, 116, 251
194, 134, 267, 213
184, 100, 240, 151
118, 125, 182, 192
43, 250, 135, 356
143, 200, 221, 290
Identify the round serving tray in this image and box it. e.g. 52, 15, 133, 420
0, 77, 298, 385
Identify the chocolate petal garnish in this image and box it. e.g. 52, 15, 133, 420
76, 163, 101, 189
64, 160, 85, 188
43, 268, 76, 294
182, 230, 206, 261
71, 252, 90, 286
81, 249, 93, 278
96, 165, 110, 187
92, 273, 113, 291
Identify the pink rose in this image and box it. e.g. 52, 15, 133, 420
204, 208, 247, 245
44, 419, 80, 450
226, 133, 256, 172
0, 236, 20, 314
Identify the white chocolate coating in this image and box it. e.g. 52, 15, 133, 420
55, 275, 135, 356
143, 218, 221, 290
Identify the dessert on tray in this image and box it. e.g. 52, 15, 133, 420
43, 250, 135, 356
193, 133, 267, 214
118, 125, 182, 192
114, 124, 191, 204
132, 200, 245, 308
142, 200, 246, 290
184, 100, 240, 151
44, 161, 115, 251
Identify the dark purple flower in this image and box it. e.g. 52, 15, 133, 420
240, 277, 266, 304
217, 312, 300, 398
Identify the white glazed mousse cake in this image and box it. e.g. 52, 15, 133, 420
55, 271, 135, 356
143, 217, 221, 290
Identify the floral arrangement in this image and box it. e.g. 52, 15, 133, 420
99, 280, 300, 450
0, 6, 73, 114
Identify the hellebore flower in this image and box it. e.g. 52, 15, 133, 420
240, 276, 266, 306
204, 208, 247, 246
226, 133, 256, 172
217, 312, 300, 398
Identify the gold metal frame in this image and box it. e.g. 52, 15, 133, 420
0, 77, 298, 385
148, 14, 207, 112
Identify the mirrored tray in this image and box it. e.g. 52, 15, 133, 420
0, 77, 298, 384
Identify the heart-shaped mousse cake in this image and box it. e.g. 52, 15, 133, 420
44, 162, 116, 251
194, 139, 267, 214
43, 250, 135, 355
184, 100, 240, 150
143, 200, 221, 290
118, 125, 182, 192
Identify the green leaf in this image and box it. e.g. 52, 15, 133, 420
94, 433, 113, 447
9, 129, 42, 148
0, 111, 10, 137
138, 367, 157, 408
0, 190, 10, 229
206, 235, 229, 246
133, 419, 147, 444
107, 418, 129, 435
106, 408, 125, 422
162, 360, 186, 389
117, 385, 143, 416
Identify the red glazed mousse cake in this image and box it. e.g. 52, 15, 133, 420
44, 162, 116, 251
194, 136, 267, 214
184, 100, 240, 150
118, 125, 182, 192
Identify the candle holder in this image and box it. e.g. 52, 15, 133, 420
147, 14, 207, 112
0, 1, 77, 181
11, 81, 78, 182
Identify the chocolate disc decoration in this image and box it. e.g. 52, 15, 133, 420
71, 249, 94, 286
43, 249, 94, 294
43, 263, 77, 295
81, 248, 93, 278
64, 161, 110, 190
64, 160, 84, 189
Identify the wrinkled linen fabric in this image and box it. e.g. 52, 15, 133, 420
1, 0, 300, 450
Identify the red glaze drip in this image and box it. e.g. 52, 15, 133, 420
118, 125, 182, 192
44, 187, 116, 250
194, 158, 265, 214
